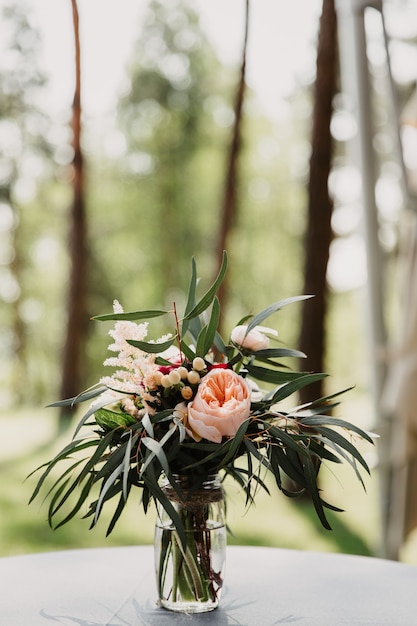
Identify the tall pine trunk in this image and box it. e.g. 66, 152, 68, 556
59, 0, 88, 425
215, 0, 249, 321
298, 0, 337, 404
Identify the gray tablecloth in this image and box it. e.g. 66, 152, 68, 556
0, 545, 416, 625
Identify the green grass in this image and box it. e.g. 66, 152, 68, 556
1, 406, 414, 563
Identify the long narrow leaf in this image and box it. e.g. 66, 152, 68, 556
142, 473, 187, 549
271, 446, 306, 490
198, 296, 220, 357
77, 430, 117, 483
246, 295, 312, 333
179, 339, 195, 361
47, 385, 107, 408
302, 455, 331, 530
253, 347, 306, 359
94, 465, 123, 525
183, 257, 198, 318
106, 485, 132, 536
219, 419, 250, 467
127, 337, 176, 354
318, 437, 367, 490
314, 426, 370, 474
73, 393, 116, 438
246, 364, 312, 385
29, 438, 100, 503
183, 251, 227, 320
92, 309, 168, 321
142, 412, 154, 438
300, 415, 374, 444
270, 373, 329, 404
140, 426, 178, 476
54, 474, 96, 530
263, 422, 310, 457
123, 431, 134, 501
41, 459, 85, 504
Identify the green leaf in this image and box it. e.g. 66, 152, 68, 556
243, 438, 272, 473
245, 295, 312, 334
262, 421, 310, 457
219, 419, 250, 467
300, 415, 374, 444
270, 445, 306, 491
319, 438, 367, 490
141, 412, 154, 438
183, 257, 198, 318
95, 407, 136, 430
73, 394, 115, 438
270, 373, 329, 404
94, 464, 124, 525
41, 459, 85, 504
127, 337, 176, 354
308, 439, 342, 464
54, 474, 96, 530
213, 330, 227, 356
28, 438, 100, 503
180, 339, 195, 361
123, 432, 134, 501
142, 473, 187, 549
195, 296, 220, 357
77, 430, 117, 484
94, 441, 131, 481
302, 454, 332, 530
92, 309, 168, 321
253, 347, 306, 359
246, 364, 311, 385
47, 385, 107, 408
106, 486, 132, 536
314, 426, 370, 474
140, 425, 179, 477
183, 251, 227, 320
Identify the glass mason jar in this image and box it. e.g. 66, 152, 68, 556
154, 473, 226, 613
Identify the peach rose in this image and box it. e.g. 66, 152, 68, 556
187, 369, 251, 443
230, 325, 270, 351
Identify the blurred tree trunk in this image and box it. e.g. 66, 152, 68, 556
298, 0, 337, 404
215, 0, 249, 319
59, 0, 88, 425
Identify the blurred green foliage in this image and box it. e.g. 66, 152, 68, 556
1, 0, 316, 408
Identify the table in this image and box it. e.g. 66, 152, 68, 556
0, 545, 416, 625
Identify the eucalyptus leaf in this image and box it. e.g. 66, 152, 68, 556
313, 426, 370, 474
142, 412, 154, 438
270, 373, 329, 404
253, 347, 306, 359
195, 296, 220, 357
123, 432, 134, 501
47, 385, 107, 408
106, 486, 132, 536
183, 257, 198, 319
245, 364, 311, 385
302, 454, 332, 530
94, 465, 124, 526
54, 474, 96, 530
300, 414, 374, 444
93, 309, 168, 322
127, 337, 176, 354
183, 251, 227, 320
246, 295, 313, 334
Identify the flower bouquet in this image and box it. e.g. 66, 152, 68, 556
30, 252, 372, 613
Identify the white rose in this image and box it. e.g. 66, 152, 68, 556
231, 325, 271, 351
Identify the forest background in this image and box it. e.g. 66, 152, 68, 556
1, 0, 417, 562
